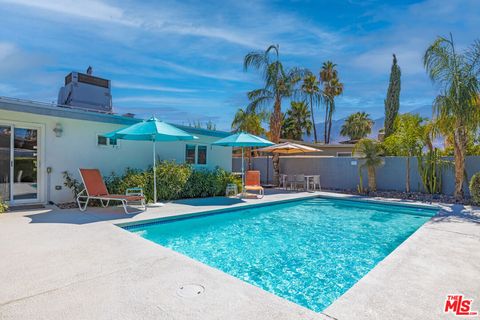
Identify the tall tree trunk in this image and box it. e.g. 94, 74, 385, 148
270, 96, 282, 185
426, 138, 434, 153
310, 95, 317, 143
324, 100, 329, 143
326, 102, 334, 144
246, 147, 252, 170
444, 135, 453, 149
367, 166, 377, 192
453, 126, 466, 200
406, 156, 410, 193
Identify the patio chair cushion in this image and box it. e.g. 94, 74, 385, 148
79, 169, 109, 196
245, 185, 263, 191
245, 170, 261, 187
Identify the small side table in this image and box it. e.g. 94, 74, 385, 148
126, 187, 144, 205
225, 183, 238, 197
304, 176, 315, 191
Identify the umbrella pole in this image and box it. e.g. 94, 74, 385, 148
241, 147, 245, 196
149, 137, 163, 207
153, 138, 157, 204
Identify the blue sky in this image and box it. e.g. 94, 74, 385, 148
0, 0, 479, 131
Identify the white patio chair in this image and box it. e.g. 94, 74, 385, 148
310, 175, 321, 191
286, 174, 296, 190
293, 174, 305, 191
280, 174, 288, 189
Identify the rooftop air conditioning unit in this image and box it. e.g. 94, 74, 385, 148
57, 68, 112, 113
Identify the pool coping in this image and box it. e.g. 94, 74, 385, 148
116, 192, 444, 315
116, 192, 441, 229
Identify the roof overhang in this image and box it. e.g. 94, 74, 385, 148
0, 96, 230, 138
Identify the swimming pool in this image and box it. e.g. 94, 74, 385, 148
125, 197, 438, 312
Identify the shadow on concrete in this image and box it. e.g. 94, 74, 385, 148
170, 190, 304, 207
25, 206, 143, 225
264, 188, 304, 195
430, 204, 480, 225
171, 197, 246, 207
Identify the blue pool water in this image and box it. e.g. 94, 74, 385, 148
126, 197, 437, 312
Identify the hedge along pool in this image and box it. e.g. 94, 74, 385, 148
125, 197, 438, 312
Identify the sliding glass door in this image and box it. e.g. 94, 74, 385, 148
13, 127, 38, 201
0, 126, 11, 202
0, 124, 40, 204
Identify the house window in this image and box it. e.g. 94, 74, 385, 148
97, 135, 108, 146
97, 134, 118, 148
197, 145, 207, 165
185, 144, 196, 164
337, 152, 352, 157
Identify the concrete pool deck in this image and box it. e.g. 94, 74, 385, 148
0, 190, 479, 319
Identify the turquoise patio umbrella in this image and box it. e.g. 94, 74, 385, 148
104, 117, 198, 205
213, 132, 273, 192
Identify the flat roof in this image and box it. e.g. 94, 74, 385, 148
0, 96, 230, 138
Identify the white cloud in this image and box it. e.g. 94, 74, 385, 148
0, 0, 341, 53
0, 82, 20, 95
154, 59, 246, 82
114, 81, 198, 93
0, 42, 16, 60
0, 0, 138, 26
115, 95, 223, 107
0, 42, 47, 76
352, 48, 424, 75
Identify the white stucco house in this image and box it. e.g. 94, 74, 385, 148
0, 71, 232, 207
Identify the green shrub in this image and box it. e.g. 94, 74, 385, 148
469, 172, 480, 205
417, 149, 452, 194
0, 196, 8, 213
154, 161, 191, 200
182, 169, 214, 198
105, 168, 151, 199
214, 167, 242, 194
62, 171, 84, 199
105, 162, 241, 202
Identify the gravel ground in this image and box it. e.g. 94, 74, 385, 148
323, 189, 473, 205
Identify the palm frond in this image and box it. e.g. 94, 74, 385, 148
246, 94, 273, 113
243, 51, 268, 72
247, 88, 272, 101
265, 44, 279, 59
465, 39, 480, 77
423, 36, 455, 87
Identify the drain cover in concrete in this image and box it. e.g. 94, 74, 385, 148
176, 284, 205, 297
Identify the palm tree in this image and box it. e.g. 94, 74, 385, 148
424, 34, 480, 200
320, 61, 344, 144
422, 115, 455, 153
244, 44, 304, 184
282, 101, 312, 141
353, 138, 384, 192
340, 112, 373, 141
231, 108, 267, 169
300, 72, 323, 142
383, 114, 425, 193
231, 108, 266, 135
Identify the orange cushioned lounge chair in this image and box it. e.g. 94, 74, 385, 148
77, 168, 146, 214
244, 170, 264, 199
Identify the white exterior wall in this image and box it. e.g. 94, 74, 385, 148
0, 109, 232, 204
